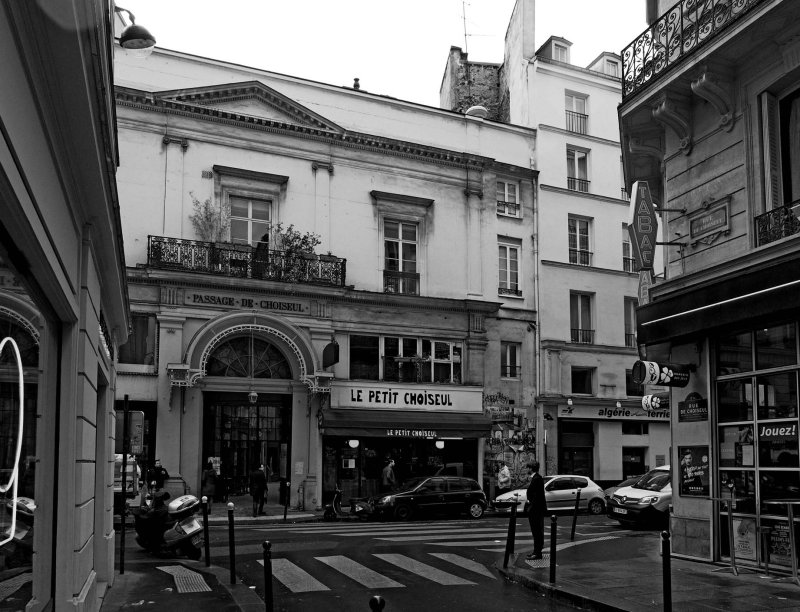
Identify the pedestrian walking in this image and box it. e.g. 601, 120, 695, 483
380, 459, 396, 494
147, 459, 169, 491
525, 460, 547, 560
201, 461, 218, 511
249, 464, 267, 517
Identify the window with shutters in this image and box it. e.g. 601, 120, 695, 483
757, 88, 800, 246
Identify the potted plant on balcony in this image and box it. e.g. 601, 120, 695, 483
273, 223, 321, 282
189, 193, 230, 270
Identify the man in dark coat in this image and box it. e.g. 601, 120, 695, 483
147, 459, 169, 491
249, 464, 267, 517
525, 460, 547, 560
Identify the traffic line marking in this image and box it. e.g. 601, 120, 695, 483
315, 555, 404, 588
374, 554, 476, 586
264, 558, 330, 592
428, 553, 496, 579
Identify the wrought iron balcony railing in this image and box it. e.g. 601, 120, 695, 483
569, 248, 593, 266
755, 204, 800, 247
147, 236, 347, 286
501, 365, 521, 378
383, 270, 420, 295
571, 328, 595, 344
623, 256, 636, 272
567, 177, 590, 193
622, 0, 765, 100
498, 286, 523, 297
625, 332, 637, 348
497, 199, 521, 217
565, 110, 588, 134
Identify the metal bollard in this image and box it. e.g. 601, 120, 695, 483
201, 496, 211, 566
227, 502, 236, 585
661, 530, 672, 611
369, 595, 386, 611
549, 515, 557, 584
502, 501, 518, 569
263, 541, 273, 612
570, 488, 582, 541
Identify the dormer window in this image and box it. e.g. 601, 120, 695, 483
606, 59, 620, 77
554, 43, 569, 63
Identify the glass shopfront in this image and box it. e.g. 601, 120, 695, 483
716, 322, 799, 566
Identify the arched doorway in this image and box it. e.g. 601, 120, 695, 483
200, 333, 293, 497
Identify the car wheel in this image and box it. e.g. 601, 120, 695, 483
394, 504, 414, 521
588, 498, 605, 515
467, 502, 485, 519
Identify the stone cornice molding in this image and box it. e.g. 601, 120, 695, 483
541, 259, 637, 278
651, 93, 692, 155
539, 184, 630, 206
115, 86, 496, 173
537, 124, 621, 148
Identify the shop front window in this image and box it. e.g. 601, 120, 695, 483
350, 334, 462, 384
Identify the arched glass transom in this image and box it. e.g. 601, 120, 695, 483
0, 316, 38, 368
205, 335, 292, 379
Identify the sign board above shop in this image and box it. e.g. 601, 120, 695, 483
331, 382, 484, 412
185, 291, 309, 314
627, 181, 659, 271
558, 402, 669, 422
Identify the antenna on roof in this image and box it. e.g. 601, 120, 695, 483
462, 0, 469, 54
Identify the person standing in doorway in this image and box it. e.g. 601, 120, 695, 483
525, 460, 547, 560
381, 459, 396, 494
147, 459, 169, 491
249, 464, 267, 517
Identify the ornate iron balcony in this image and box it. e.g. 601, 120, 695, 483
147, 235, 347, 286
569, 248, 593, 266
498, 286, 523, 297
755, 205, 800, 247
383, 270, 420, 295
497, 200, 520, 216
622, 0, 765, 100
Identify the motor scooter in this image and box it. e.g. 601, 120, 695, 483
131, 491, 204, 559
322, 484, 343, 521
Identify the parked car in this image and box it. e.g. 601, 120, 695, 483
374, 476, 487, 521
606, 465, 671, 528
493, 475, 606, 515
603, 475, 642, 502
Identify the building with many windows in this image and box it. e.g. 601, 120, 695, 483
440, 0, 666, 486
0, 2, 130, 609
620, 0, 800, 565
113, 44, 538, 510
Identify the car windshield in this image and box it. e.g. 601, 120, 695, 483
632, 471, 670, 492
400, 478, 428, 491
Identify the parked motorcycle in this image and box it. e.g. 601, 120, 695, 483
323, 484, 343, 521
131, 491, 204, 559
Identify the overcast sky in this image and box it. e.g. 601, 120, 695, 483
117, 0, 648, 107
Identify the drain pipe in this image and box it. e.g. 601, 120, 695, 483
531, 168, 543, 464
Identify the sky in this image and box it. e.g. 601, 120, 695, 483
117, 0, 648, 107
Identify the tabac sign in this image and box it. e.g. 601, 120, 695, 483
627, 181, 658, 271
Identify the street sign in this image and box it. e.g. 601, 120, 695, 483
627, 181, 658, 271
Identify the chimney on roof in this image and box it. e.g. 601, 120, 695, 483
353, 78, 360, 90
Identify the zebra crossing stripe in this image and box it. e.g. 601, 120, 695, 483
315, 556, 404, 589
428, 553, 496, 579
340, 528, 505, 538
267, 558, 330, 592
373, 554, 476, 586
378, 531, 508, 542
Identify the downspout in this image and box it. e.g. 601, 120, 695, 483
531, 168, 542, 464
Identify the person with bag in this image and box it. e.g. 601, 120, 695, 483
525, 460, 547, 560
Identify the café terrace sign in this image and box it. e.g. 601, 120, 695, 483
627, 181, 658, 272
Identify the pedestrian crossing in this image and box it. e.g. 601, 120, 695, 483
259, 551, 490, 593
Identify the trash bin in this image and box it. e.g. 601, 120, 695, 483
279, 478, 289, 505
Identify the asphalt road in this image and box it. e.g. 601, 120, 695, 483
206, 513, 631, 611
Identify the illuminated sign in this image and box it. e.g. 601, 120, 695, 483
627, 181, 658, 271
632, 360, 691, 388
0, 337, 24, 547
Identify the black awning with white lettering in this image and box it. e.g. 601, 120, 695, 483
320, 409, 491, 439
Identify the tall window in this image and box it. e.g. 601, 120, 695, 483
498, 241, 521, 296
118, 313, 157, 365
501, 342, 521, 379
496, 181, 520, 217
568, 217, 592, 266
351, 334, 462, 384
624, 297, 638, 347
571, 367, 594, 394
230, 196, 271, 246
570, 292, 593, 344
565, 93, 587, 134
566, 148, 589, 192
622, 223, 635, 272
384, 220, 419, 295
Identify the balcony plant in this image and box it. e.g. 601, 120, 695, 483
272, 223, 322, 282
189, 193, 230, 271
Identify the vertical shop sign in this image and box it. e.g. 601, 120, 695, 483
678, 445, 709, 496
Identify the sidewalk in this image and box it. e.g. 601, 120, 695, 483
497, 528, 800, 611
100, 497, 322, 611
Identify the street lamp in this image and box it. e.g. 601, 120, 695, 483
435, 440, 445, 450
115, 6, 156, 55
348, 439, 360, 449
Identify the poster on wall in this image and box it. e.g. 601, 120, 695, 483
732, 518, 757, 560
678, 446, 709, 496
770, 522, 793, 567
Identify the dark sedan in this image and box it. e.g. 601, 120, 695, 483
374, 476, 488, 521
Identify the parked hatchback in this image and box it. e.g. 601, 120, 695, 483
374, 476, 487, 521
494, 475, 606, 515
606, 465, 671, 528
